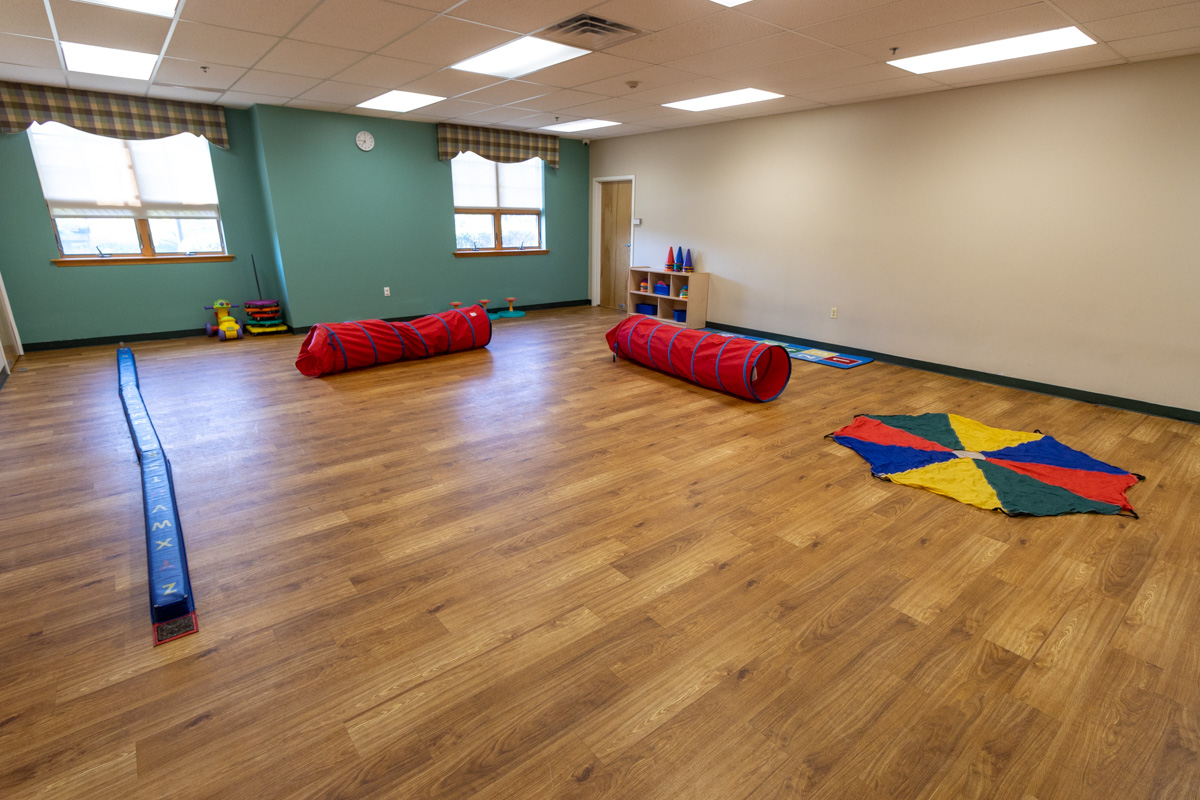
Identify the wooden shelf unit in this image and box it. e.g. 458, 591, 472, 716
627, 267, 709, 329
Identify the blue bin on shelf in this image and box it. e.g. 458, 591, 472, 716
673, 309, 687, 323
653, 283, 670, 295
635, 303, 656, 315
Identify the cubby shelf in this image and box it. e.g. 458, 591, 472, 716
627, 267, 709, 329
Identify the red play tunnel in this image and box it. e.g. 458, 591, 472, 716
605, 315, 791, 402
296, 305, 491, 377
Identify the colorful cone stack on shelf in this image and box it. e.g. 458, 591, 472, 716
665, 247, 675, 269
684, 249, 694, 272
674, 246, 684, 271
244, 300, 287, 335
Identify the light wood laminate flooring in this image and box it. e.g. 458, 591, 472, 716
2, 306, 1199, 799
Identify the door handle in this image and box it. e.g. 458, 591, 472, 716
625, 243, 631, 247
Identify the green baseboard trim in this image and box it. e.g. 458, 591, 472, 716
291, 299, 590, 336
707, 321, 1200, 424
25, 329, 206, 351
24, 325, 298, 351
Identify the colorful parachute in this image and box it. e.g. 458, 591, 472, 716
829, 413, 1143, 517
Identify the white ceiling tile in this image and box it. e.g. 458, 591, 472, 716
509, 88, 608, 111
332, 54, 436, 88
389, 0, 461, 11
284, 98, 349, 111
51, 0, 170, 53
935, 40, 1127, 85
719, 49, 874, 91
665, 31, 831, 76
256, 39, 365, 79
585, 0, 722, 32
399, 68, 502, 96
5, 0, 53, 38
378, 16, 513, 66
1052, 0, 1188, 24
147, 85, 223, 103
456, 105, 535, 123
639, 110, 735, 128
845, 4, 1072, 62
456, 80, 549, 105
0, 63, 64, 84
66, 73, 150, 93
289, 0, 433, 52
626, 76, 743, 105
295, 79, 382, 104
1088, 3, 1200, 41
573, 64, 698, 96
713, 95, 823, 118
0, 34, 59, 69
230, 69, 322, 96
218, 90, 290, 108
447, 0, 598, 35
502, 111, 574, 127
767, 63, 913, 96
559, 96, 645, 117
736, 0, 895, 31
948, 56, 1126, 87
799, 75, 944, 104
600, 104, 689, 123
574, 122, 654, 137
154, 58, 244, 90
799, 0, 1036, 47
407, 97, 491, 117
165, 21, 279, 67
521, 52, 652, 88
1109, 25, 1200, 56
343, 105, 399, 117
603, 10, 781, 64
182, 0, 323, 37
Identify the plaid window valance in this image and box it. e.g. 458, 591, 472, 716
0, 81, 229, 149
437, 123, 558, 169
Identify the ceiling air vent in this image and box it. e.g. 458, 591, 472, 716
537, 14, 648, 51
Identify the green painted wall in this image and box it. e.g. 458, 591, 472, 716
0, 108, 277, 344
0, 103, 590, 344
252, 105, 590, 327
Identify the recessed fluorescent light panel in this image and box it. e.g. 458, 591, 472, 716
357, 90, 445, 113
61, 42, 158, 80
542, 119, 620, 133
710, 0, 754, 6
663, 88, 783, 112
452, 37, 589, 79
75, 0, 179, 16
888, 27, 1095, 74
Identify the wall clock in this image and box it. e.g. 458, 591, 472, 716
355, 131, 375, 151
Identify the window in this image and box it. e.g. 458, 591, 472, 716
451, 151, 545, 256
27, 121, 230, 265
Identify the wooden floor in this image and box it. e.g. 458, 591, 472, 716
2, 305, 1199, 799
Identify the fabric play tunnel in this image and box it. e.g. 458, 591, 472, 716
605, 315, 791, 402
296, 304, 491, 377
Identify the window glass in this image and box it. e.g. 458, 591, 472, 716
27, 121, 226, 260
455, 213, 496, 249
500, 214, 539, 248
54, 218, 141, 255
149, 219, 224, 253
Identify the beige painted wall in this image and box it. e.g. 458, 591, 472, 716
590, 55, 1200, 412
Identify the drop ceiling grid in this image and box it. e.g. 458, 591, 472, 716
0, 0, 1195, 135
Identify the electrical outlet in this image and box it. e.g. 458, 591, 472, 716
384, 287, 390, 297
830, 307, 838, 319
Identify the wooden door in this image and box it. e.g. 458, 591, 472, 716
599, 180, 632, 309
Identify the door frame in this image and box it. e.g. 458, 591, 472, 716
590, 175, 635, 306
0, 268, 23, 375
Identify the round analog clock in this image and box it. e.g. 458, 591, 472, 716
355, 131, 375, 151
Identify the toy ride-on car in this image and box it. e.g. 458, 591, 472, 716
204, 299, 243, 340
